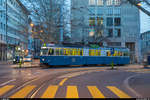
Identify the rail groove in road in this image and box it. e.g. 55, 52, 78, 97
0, 85, 131, 98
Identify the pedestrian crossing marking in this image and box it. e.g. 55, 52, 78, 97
107, 86, 131, 98
10, 85, 36, 98
0, 85, 14, 96
0, 85, 131, 98
59, 78, 68, 86
87, 86, 105, 98
66, 86, 79, 98
41, 85, 58, 98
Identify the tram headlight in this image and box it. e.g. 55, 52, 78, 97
13, 59, 16, 61
42, 59, 45, 61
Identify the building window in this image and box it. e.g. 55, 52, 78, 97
114, 29, 121, 37
114, 17, 121, 26
126, 42, 135, 52
107, 17, 113, 26
97, 17, 103, 26
97, 7, 104, 15
89, 7, 95, 15
89, 28, 95, 37
114, 8, 121, 15
89, 0, 96, 5
89, 17, 95, 26
97, 0, 103, 6
106, 0, 113, 6
106, 8, 113, 15
114, 0, 121, 6
108, 42, 121, 46
107, 28, 113, 37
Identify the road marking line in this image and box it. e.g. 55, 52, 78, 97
59, 78, 68, 86
0, 85, 14, 96
0, 79, 16, 86
66, 86, 79, 98
41, 85, 58, 98
107, 86, 131, 98
87, 86, 105, 98
10, 85, 36, 98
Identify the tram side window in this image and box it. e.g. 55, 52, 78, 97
107, 51, 111, 56
124, 52, 129, 56
98, 50, 101, 56
63, 48, 68, 56
48, 48, 54, 55
55, 48, 60, 56
60, 49, 64, 56
80, 49, 83, 56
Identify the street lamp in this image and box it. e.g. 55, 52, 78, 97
40, 30, 43, 33
137, 3, 142, 6
30, 23, 34, 27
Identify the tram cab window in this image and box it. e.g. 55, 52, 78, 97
40, 48, 48, 56
48, 48, 54, 55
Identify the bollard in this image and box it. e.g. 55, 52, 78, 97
19, 59, 22, 68
111, 61, 114, 70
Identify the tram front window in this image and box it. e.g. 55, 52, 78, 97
40, 48, 48, 56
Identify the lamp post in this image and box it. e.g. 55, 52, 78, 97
5, 0, 8, 61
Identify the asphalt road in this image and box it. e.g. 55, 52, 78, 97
0, 63, 149, 98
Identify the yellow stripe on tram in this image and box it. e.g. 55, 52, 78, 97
41, 85, 58, 98
87, 86, 105, 98
107, 86, 131, 98
0, 85, 14, 96
10, 85, 36, 98
66, 86, 79, 98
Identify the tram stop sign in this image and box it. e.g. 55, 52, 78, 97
111, 48, 114, 55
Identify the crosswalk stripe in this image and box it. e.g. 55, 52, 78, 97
66, 86, 79, 98
87, 86, 105, 98
10, 85, 36, 98
41, 85, 58, 98
0, 85, 14, 96
107, 86, 131, 98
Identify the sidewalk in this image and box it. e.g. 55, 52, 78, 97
0, 61, 13, 65
11, 59, 40, 68
119, 64, 150, 73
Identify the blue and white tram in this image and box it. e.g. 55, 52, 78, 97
40, 45, 130, 66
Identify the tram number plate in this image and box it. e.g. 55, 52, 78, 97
72, 58, 76, 62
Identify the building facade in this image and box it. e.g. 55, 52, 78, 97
141, 31, 150, 58
0, 0, 29, 61
71, 0, 140, 63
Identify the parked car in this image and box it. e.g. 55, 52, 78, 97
23, 55, 32, 62
13, 56, 23, 64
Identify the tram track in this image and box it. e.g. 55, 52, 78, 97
1, 66, 108, 98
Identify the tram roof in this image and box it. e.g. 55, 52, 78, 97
42, 43, 129, 50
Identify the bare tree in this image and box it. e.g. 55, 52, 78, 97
21, 0, 71, 44
127, 0, 150, 16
